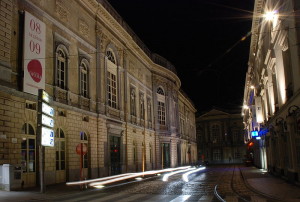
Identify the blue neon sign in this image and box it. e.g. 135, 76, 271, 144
251, 131, 258, 137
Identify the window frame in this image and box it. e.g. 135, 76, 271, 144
56, 45, 68, 90
21, 123, 36, 173
79, 59, 89, 98
55, 128, 66, 171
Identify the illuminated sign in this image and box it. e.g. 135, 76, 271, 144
42, 114, 54, 128
42, 90, 50, 103
251, 131, 258, 137
256, 137, 261, 140
42, 102, 54, 117
41, 127, 54, 147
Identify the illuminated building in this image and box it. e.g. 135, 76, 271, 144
0, 0, 197, 188
242, 0, 300, 183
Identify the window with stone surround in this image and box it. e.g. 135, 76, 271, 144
56, 45, 68, 90
130, 88, 136, 116
157, 87, 166, 125
106, 49, 118, 109
80, 59, 89, 98
21, 123, 36, 173
55, 128, 65, 170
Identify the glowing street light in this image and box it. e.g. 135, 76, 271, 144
263, 10, 278, 21
243, 105, 249, 110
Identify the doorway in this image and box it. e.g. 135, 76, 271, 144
110, 136, 121, 175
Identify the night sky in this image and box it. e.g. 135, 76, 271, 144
107, 0, 254, 113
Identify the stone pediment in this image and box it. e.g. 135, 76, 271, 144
198, 109, 230, 119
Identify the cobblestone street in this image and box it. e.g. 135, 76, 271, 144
1, 165, 300, 201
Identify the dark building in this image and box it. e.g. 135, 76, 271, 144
196, 109, 246, 164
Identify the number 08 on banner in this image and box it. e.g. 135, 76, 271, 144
23, 11, 46, 96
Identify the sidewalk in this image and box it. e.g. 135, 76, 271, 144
0, 183, 86, 201
240, 166, 300, 202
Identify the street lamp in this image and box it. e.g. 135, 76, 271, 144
263, 10, 278, 21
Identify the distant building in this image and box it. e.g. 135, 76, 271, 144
0, 0, 197, 188
242, 0, 300, 183
196, 109, 245, 164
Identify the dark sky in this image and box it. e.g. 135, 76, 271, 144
107, 0, 254, 113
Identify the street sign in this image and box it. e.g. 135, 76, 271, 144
42, 102, 54, 117
41, 127, 54, 147
41, 114, 54, 128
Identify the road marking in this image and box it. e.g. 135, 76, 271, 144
198, 195, 214, 201
169, 195, 191, 202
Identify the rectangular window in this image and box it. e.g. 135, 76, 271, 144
158, 101, 166, 125
56, 140, 65, 170
107, 72, 117, 109
213, 149, 221, 161
80, 66, 88, 98
57, 55, 66, 89
21, 138, 35, 172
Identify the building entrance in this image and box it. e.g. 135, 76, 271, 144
110, 136, 121, 175
162, 143, 170, 168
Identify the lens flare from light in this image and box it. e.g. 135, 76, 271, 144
264, 11, 278, 21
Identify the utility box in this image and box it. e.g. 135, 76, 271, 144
1, 164, 22, 191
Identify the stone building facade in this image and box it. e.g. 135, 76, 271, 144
196, 109, 245, 164
242, 0, 300, 183
0, 0, 197, 187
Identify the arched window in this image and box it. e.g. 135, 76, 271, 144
130, 88, 136, 116
80, 59, 89, 98
80, 132, 88, 168
55, 128, 65, 170
157, 87, 166, 125
106, 50, 116, 64
157, 87, 164, 95
56, 46, 68, 89
21, 123, 36, 172
106, 49, 118, 109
